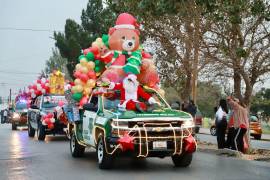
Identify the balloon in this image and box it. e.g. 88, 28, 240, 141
31, 93, 36, 98
83, 49, 91, 55
41, 83, 46, 89
74, 79, 82, 85
36, 79, 41, 84
32, 85, 37, 90
72, 92, 83, 101
87, 61, 95, 70
87, 70, 96, 79
80, 59, 88, 66
86, 52, 95, 61
79, 96, 88, 106
86, 79, 96, 88
80, 66, 88, 74
79, 73, 89, 82
41, 78, 46, 84
84, 87, 92, 95
75, 85, 83, 93
58, 100, 65, 107
75, 64, 82, 71
73, 71, 82, 78
78, 55, 87, 62
47, 113, 54, 119
41, 89, 46, 94
71, 86, 77, 93
37, 84, 42, 91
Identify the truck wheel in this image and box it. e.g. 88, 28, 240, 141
96, 135, 114, 169
171, 153, 193, 167
12, 123, 17, 130
253, 134, 261, 140
70, 133, 85, 157
210, 126, 217, 136
28, 122, 35, 137
37, 124, 46, 141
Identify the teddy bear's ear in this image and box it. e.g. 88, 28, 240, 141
108, 27, 116, 35
134, 29, 140, 36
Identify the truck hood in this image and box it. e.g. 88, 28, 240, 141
108, 108, 192, 121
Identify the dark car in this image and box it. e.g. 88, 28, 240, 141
27, 94, 67, 140
11, 102, 28, 130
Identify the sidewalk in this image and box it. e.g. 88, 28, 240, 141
199, 128, 270, 141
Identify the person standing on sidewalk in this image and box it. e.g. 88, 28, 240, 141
227, 97, 249, 153
215, 99, 228, 149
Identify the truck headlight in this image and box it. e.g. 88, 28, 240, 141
13, 113, 20, 119
182, 120, 194, 128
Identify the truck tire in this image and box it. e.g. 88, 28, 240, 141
96, 135, 114, 169
37, 124, 46, 141
28, 122, 35, 137
70, 133, 85, 157
171, 153, 193, 167
12, 123, 17, 130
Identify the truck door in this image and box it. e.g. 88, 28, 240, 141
82, 95, 98, 145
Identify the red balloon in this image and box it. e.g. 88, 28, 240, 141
41, 83, 46, 89
87, 70, 96, 79
83, 48, 91, 55
80, 73, 89, 82
32, 85, 37, 90
47, 113, 54, 119
37, 79, 41, 84
79, 96, 88, 106
73, 71, 81, 78
91, 46, 99, 55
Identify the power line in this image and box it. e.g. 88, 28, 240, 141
0, 27, 61, 32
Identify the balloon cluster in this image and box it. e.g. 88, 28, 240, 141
41, 113, 55, 129
71, 38, 107, 104
27, 78, 50, 99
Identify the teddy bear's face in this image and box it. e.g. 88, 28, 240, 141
109, 29, 139, 52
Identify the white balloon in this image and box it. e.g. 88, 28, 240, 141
41, 89, 46, 94
37, 84, 42, 90
41, 78, 46, 84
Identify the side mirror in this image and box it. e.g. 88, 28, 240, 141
171, 102, 180, 110
83, 103, 98, 112
30, 105, 39, 109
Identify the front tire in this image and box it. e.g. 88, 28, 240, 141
37, 124, 46, 141
70, 133, 85, 157
28, 122, 35, 137
96, 135, 114, 169
172, 153, 193, 167
12, 123, 17, 130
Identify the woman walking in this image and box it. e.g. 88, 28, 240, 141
215, 99, 228, 149
227, 97, 249, 153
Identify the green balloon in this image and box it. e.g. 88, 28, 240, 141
78, 55, 86, 61
95, 60, 101, 65
94, 66, 101, 72
72, 92, 82, 101
86, 52, 95, 61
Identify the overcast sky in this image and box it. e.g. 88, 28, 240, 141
0, 0, 88, 100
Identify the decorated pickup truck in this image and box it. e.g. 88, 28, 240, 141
69, 87, 196, 169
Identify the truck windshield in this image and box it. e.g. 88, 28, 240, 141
42, 95, 66, 109
103, 89, 170, 112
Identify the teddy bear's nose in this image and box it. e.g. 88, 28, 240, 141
128, 42, 133, 46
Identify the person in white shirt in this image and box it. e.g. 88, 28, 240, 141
215, 99, 228, 149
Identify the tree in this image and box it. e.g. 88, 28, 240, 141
43, 48, 70, 79
203, 0, 270, 107
108, 0, 212, 101
54, 0, 116, 78
251, 88, 270, 122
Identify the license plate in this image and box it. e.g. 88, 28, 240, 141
153, 141, 167, 150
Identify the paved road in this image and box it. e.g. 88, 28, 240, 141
198, 128, 270, 150
0, 124, 269, 180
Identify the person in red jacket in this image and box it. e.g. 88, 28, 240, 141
108, 74, 158, 112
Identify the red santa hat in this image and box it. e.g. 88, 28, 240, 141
114, 13, 139, 30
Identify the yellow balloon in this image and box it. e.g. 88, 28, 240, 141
75, 64, 82, 71
80, 66, 89, 74
96, 38, 102, 43
76, 85, 83, 93
84, 87, 92, 95
87, 61, 95, 70
74, 79, 82, 85
87, 79, 96, 88
80, 59, 88, 66
71, 86, 77, 93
